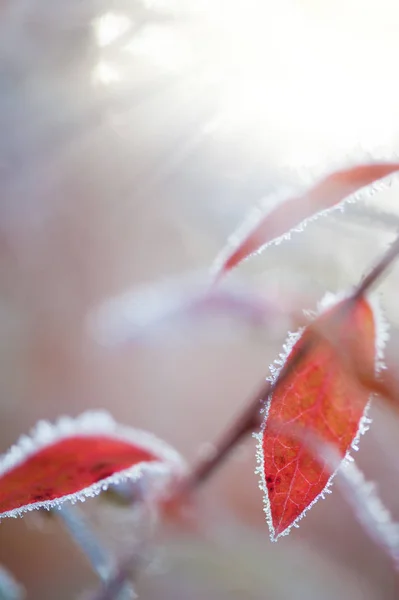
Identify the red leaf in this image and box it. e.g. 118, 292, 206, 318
213, 163, 399, 279
256, 293, 388, 541
0, 411, 185, 518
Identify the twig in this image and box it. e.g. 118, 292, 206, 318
269, 419, 399, 571
57, 505, 135, 600
183, 232, 399, 492
180, 334, 315, 494
0, 566, 25, 600
57, 505, 111, 580
353, 233, 399, 299
94, 232, 399, 599
90, 551, 142, 600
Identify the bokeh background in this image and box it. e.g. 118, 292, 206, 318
1, 0, 399, 597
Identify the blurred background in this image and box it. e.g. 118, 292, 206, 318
1, 0, 399, 597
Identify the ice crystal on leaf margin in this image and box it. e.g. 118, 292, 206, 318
0, 411, 186, 519
254, 291, 389, 542
211, 162, 399, 279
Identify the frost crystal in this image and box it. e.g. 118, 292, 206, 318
212, 165, 399, 277
0, 411, 186, 520
255, 290, 389, 541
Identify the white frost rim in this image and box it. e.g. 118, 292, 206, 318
211, 167, 399, 276
254, 290, 389, 542
0, 410, 186, 519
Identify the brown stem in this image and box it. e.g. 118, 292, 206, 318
95, 233, 399, 600
184, 232, 399, 493
353, 233, 399, 299
182, 335, 314, 493
182, 384, 266, 492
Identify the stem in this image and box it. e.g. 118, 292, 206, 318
182, 335, 314, 493
0, 566, 24, 600
91, 552, 141, 600
94, 231, 399, 600
57, 505, 136, 600
353, 233, 399, 299
57, 505, 111, 580
184, 232, 399, 493
183, 385, 266, 491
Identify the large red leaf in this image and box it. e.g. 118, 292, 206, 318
256, 293, 388, 541
0, 411, 185, 518
213, 163, 399, 279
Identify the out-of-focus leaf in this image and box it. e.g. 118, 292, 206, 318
212, 163, 399, 279
0, 411, 185, 519
90, 273, 296, 348
255, 293, 384, 540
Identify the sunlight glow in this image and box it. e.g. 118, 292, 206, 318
91, 61, 121, 85
125, 25, 190, 72
93, 12, 132, 47
91, 0, 399, 168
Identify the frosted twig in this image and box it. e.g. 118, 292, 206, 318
298, 428, 399, 570
353, 233, 399, 299
180, 332, 315, 493
0, 566, 25, 600
182, 232, 399, 492
338, 461, 399, 569
91, 223, 399, 600
57, 505, 112, 580
57, 505, 136, 600
90, 550, 143, 600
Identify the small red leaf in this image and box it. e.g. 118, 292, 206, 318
213, 163, 399, 279
256, 293, 388, 541
0, 411, 185, 518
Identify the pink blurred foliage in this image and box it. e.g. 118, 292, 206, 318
1, 0, 399, 599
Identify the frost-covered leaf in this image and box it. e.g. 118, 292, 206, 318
0, 411, 185, 519
212, 163, 399, 279
255, 293, 388, 541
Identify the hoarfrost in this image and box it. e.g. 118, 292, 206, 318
255, 290, 389, 541
0, 411, 186, 520
212, 165, 399, 276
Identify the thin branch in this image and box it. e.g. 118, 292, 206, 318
270, 419, 399, 571
57, 505, 136, 600
180, 232, 399, 493
90, 551, 142, 600
58, 505, 111, 580
336, 459, 399, 571
0, 566, 25, 600
181, 334, 315, 494
93, 231, 399, 599
353, 233, 399, 299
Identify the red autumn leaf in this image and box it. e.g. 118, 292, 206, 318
212, 163, 399, 280
256, 292, 388, 541
0, 411, 185, 518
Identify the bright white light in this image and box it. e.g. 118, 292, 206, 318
91, 0, 399, 168
93, 12, 132, 47
189, 0, 397, 166
91, 61, 121, 85
125, 25, 190, 72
